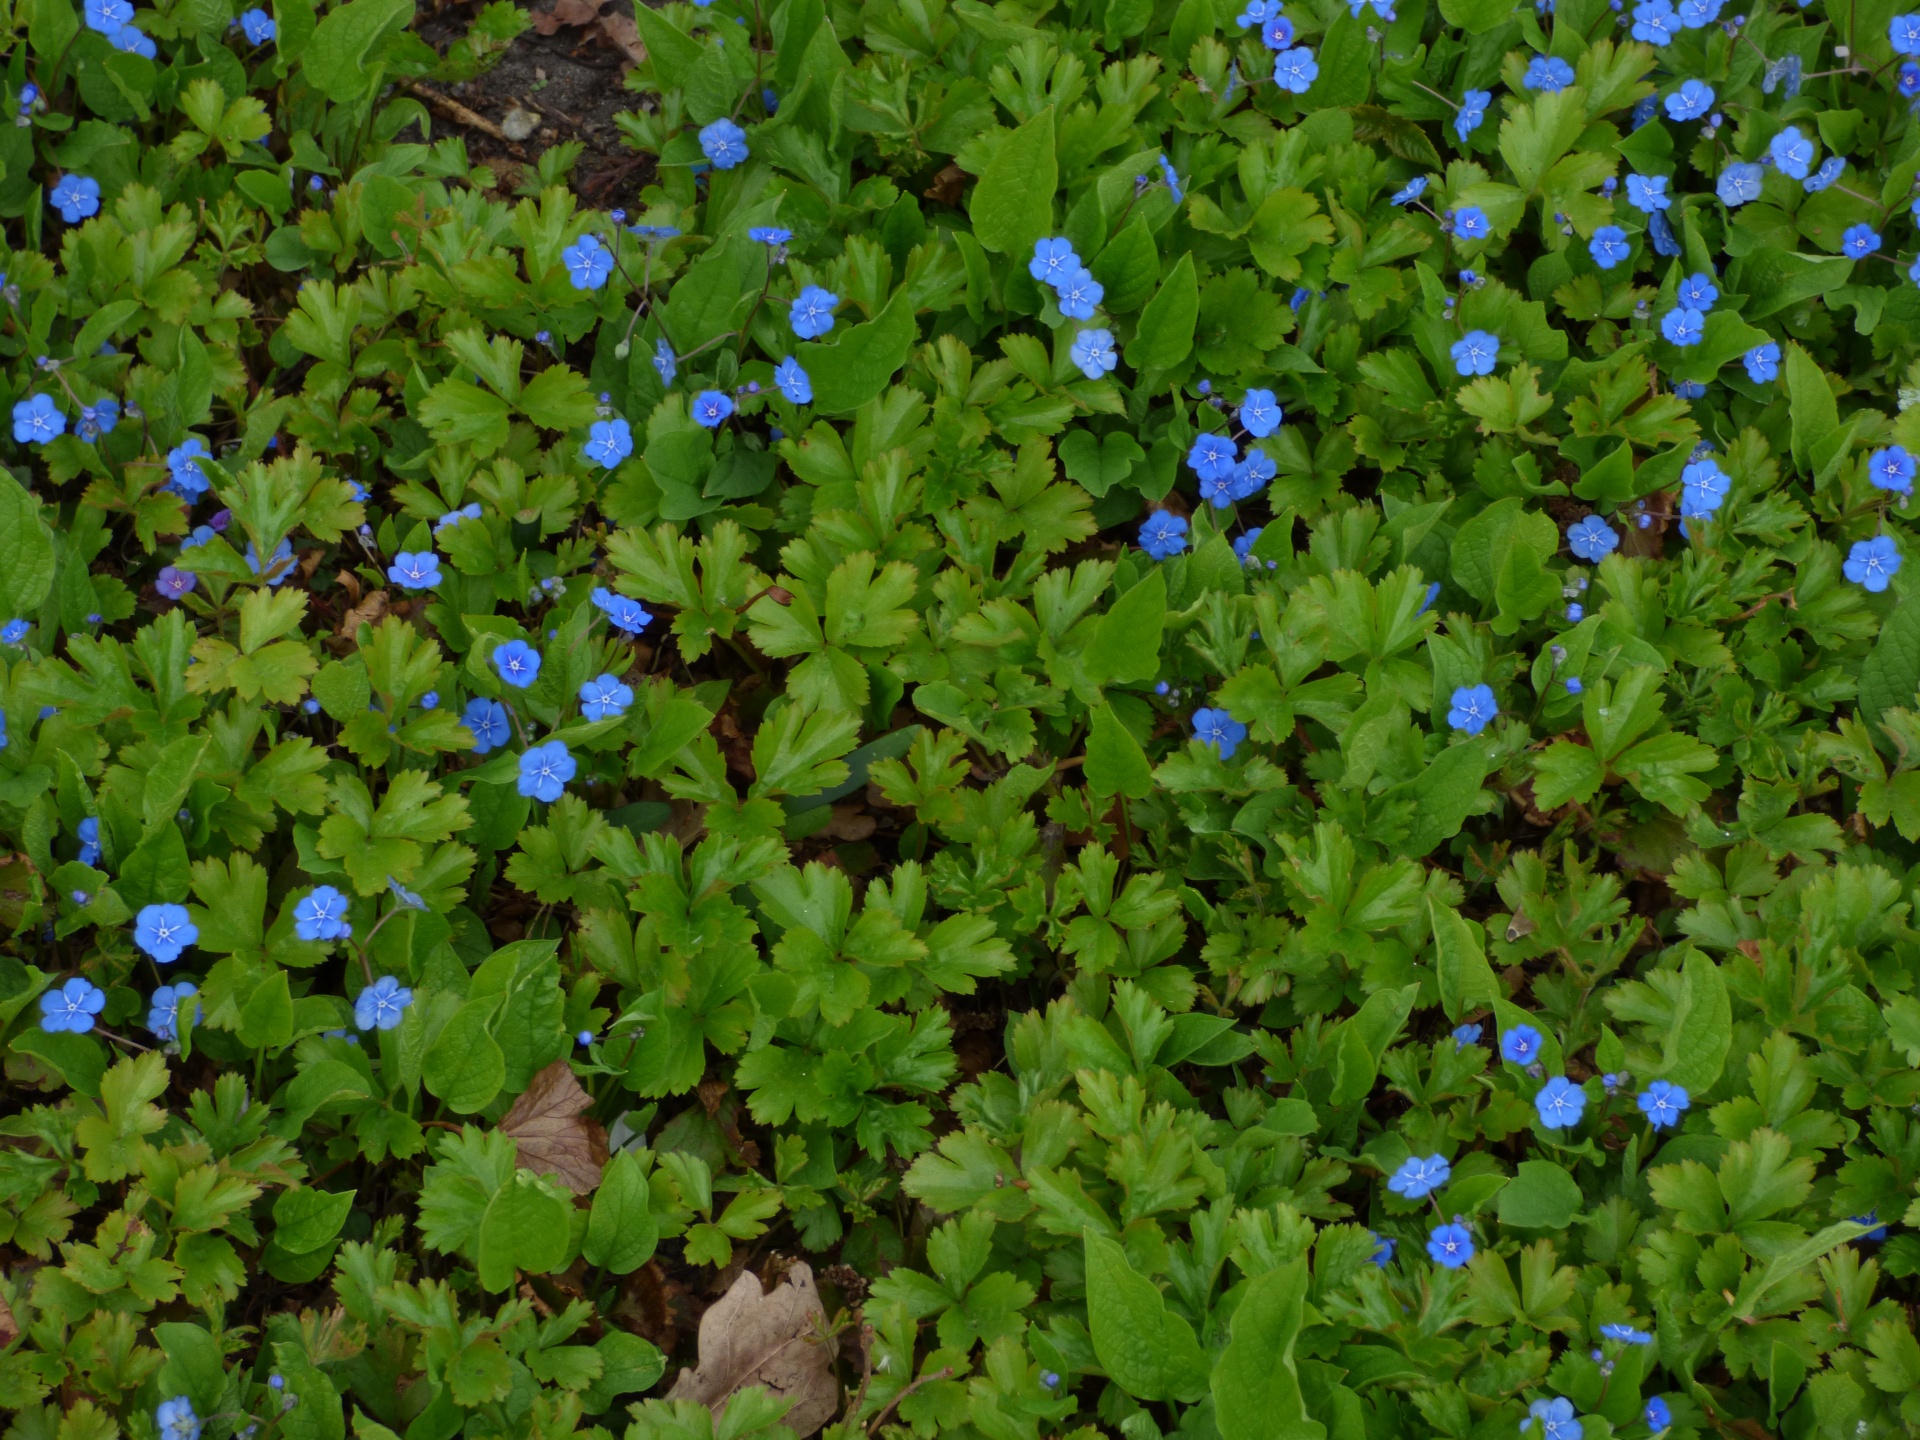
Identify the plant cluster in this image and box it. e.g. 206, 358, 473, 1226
4, 0, 1920, 1437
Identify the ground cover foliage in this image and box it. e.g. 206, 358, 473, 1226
5, 0, 1920, 1437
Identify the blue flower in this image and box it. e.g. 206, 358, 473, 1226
591, 586, 654, 635
1589, 226, 1629, 269
1843, 224, 1883, 259
628, 223, 682, 243
1388, 1154, 1452, 1199
166, 437, 213, 499
12, 394, 65, 444
463, 699, 509, 752
1158, 154, 1184, 202
493, 638, 542, 689
562, 233, 614, 290
1452, 1022, 1482, 1048
1677, 272, 1718, 310
1237, 0, 1278, 25
1501, 1024, 1543, 1064
1744, 342, 1781, 383
1272, 47, 1319, 93
518, 740, 577, 801
1645, 1398, 1672, 1432
1600, 1324, 1654, 1345
1869, 446, 1916, 495
1632, 0, 1678, 42
386, 550, 441, 590
135, 903, 198, 963
1391, 176, 1428, 206
1233, 528, 1265, 564
355, 975, 414, 1031
1648, 210, 1682, 255
1140, 512, 1189, 559
790, 285, 839, 338
240, 8, 276, 42
1448, 683, 1498, 734
111, 17, 154, 52
436, 502, 482, 533
1536, 1076, 1587, 1129
583, 417, 634, 468
1526, 1397, 1583, 1440
1850, 1211, 1889, 1241
1198, 469, 1238, 509
1680, 458, 1731, 517
1633, 1078, 1691, 1131
1717, 162, 1764, 206
85, 0, 132, 32
51, 174, 101, 222
1666, 79, 1715, 120
653, 338, 677, 386
1188, 432, 1239, 481
1369, 1232, 1396, 1266
294, 885, 352, 942
748, 225, 792, 246
1676, 0, 1720, 23
1805, 156, 1845, 192
40, 977, 106, 1034
1769, 126, 1815, 180
1192, 706, 1248, 758
699, 118, 749, 169
1261, 12, 1296, 48
1661, 308, 1705, 347
1568, 516, 1619, 561
1451, 330, 1499, 376
1029, 237, 1081, 286
244, 537, 295, 586
1452, 206, 1491, 240
1056, 268, 1104, 320
1524, 56, 1575, 92
692, 390, 735, 428
1239, 389, 1282, 437
78, 816, 100, 867
1626, 174, 1670, 212
1893, 13, 1920, 53
773, 356, 812, 405
76, 397, 118, 441
1455, 89, 1491, 139
1427, 1222, 1474, 1268
156, 1395, 203, 1440
1231, 450, 1276, 499
579, 674, 633, 721
1070, 329, 1118, 380
420, 691, 438, 710
147, 982, 201, 1043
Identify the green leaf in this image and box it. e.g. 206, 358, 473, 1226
237, 968, 294, 1050
583, 1150, 659, 1274
424, 998, 508, 1113
273, 1186, 355, 1253
1398, 744, 1491, 858
1125, 252, 1198, 371
968, 107, 1057, 256
796, 288, 918, 415
1496, 1160, 1583, 1229
1057, 428, 1146, 497
1213, 1261, 1325, 1440
477, 1170, 573, 1291
1439, 0, 1516, 31
1086, 569, 1165, 685
1084, 1230, 1211, 1402
1784, 342, 1839, 476
301, 0, 414, 102
1654, 950, 1731, 1094
154, 1323, 227, 1414
1092, 215, 1161, 313
1429, 898, 1499, 1023
1860, 592, 1920, 731
0, 476, 55, 621
1085, 703, 1153, 800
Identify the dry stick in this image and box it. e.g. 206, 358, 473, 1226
404, 80, 518, 148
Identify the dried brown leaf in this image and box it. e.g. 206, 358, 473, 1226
666, 1262, 839, 1438
338, 588, 389, 640
498, 1059, 607, 1196
823, 805, 875, 842
0, 1291, 16, 1348
530, 0, 600, 31
596, 13, 646, 66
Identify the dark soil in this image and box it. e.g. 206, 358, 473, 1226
416, 0, 658, 211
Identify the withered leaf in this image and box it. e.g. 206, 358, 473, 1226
665, 1262, 839, 1438
0, 1290, 16, 1348
499, 1059, 607, 1196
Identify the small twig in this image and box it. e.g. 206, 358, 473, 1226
867, 1366, 954, 1436
404, 80, 522, 152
